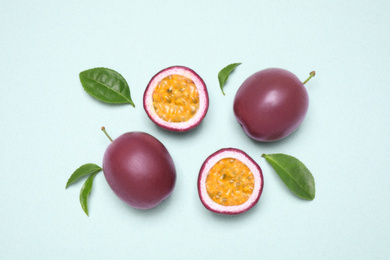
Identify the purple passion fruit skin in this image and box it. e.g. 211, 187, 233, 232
103, 132, 176, 209
143, 66, 209, 132
197, 148, 264, 215
233, 68, 309, 142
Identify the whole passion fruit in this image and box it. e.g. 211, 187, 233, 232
198, 148, 264, 215
233, 68, 315, 142
102, 131, 176, 209
143, 66, 209, 132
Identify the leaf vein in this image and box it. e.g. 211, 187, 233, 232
267, 156, 312, 198
83, 75, 132, 104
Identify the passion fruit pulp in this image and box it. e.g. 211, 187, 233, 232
102, 131, 176, 209
143, 66, 209, 132
198, 148, 264, 215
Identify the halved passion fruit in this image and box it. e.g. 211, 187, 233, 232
198, 148, 264, 215
143, 66, 209, 132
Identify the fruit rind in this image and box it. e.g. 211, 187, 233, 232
198, 148, 263, 215
143, 66, 209, 132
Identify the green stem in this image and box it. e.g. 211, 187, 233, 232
303, 71, 316, 85
101, 126, 113, 142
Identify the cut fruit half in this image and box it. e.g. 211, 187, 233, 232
198, 148, 264, 215
143, 66, 209, 132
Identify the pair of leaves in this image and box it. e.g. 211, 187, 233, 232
79, 67, 135, 107
262, 153, 315, 200
81, 64, 240, 103
66, 163, 102, 216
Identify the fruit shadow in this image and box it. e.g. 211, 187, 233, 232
116, 193, 176, 217
202, 198, 266, 223
243, 126, 306, 151
148, 118, 207, 141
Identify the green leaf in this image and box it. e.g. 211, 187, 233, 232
262, 153, 315, 200
218, 63, 241, 95
66, 163, 102, 189
79, 67, 135, 107
80, 172, 99, 216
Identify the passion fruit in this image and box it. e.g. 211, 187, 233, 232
102, 130, 176, 209
143, 66, 209, 132
198, 148, 264, 215
233, 68, 315, 142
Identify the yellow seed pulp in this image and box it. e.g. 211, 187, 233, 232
206, 158, 255, 206
152, 74, 199, 122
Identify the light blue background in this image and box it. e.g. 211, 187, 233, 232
1, 1, 389, 259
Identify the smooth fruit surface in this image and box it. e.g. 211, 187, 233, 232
103, 132, 176, 209
234, 68, 309, 142
198, 148, 263, 215
143, 66, 209, 132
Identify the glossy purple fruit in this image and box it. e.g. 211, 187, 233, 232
103, 132, 176, 209
234, 68, 312, 142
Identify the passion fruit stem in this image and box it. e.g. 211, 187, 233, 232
101, 126, 113, 142
303, 71, 316, 85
